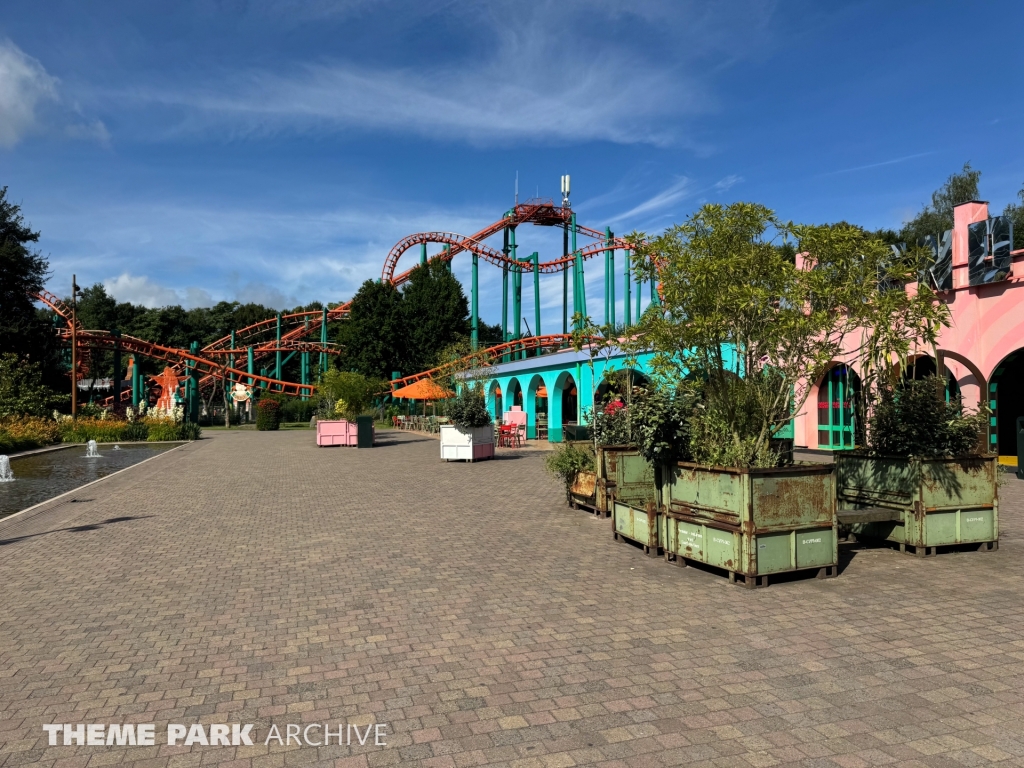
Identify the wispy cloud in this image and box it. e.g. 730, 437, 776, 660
713, 174, 743, 192
821, 151, 936, 176
121, 52, 693, 147
607, 177, 694, 225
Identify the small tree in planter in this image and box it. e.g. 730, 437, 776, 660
837, 375, 997, 555
314, 370, 382, 446
440, 385, 494, 462
626, 202, 949, 584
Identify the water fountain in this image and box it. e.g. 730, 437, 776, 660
85, 440, 100, 458
0, 456, 13, 482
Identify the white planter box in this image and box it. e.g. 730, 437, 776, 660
440, 424, 495, 462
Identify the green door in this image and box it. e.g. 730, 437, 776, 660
818, 366, 859, 450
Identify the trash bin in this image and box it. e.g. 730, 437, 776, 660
564, 424, 589, 442
1017, 417, 1024, 480
356, 415, 374, 448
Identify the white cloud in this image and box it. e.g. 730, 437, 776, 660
104, 274, 217, 309
104, 274, 182, 308
0, 38, 109, 148
0, 39, 58, 148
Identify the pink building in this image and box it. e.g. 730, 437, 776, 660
795, 200, 1024, 461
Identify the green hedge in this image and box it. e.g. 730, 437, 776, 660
256, 399, 281, 431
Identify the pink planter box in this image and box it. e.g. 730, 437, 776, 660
316, 419, 358, 447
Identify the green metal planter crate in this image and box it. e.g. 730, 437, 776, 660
835, 454, 999, 556
570, 446, 659, 517
663, 462, 837, 586
612, 499, 661, 556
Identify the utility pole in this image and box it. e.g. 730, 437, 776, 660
71, 275, 80, 418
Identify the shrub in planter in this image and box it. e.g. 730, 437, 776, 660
544, 442, 595, 501
835, 375, 997, 555
447, 387, 492, 429
440, 386, 494, 461
256, 399, 281, 431
868, 376, 986, 457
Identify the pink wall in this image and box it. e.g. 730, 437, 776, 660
795, 201, 1024, 449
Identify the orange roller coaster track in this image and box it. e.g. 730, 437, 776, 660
387, 334, 596, 392
32, 201, 642, 402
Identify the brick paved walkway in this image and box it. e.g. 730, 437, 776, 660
1, 430, 1023, 768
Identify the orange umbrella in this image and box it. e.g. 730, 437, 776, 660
391, 379, 454, 400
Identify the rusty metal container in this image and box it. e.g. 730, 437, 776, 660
612, 499, 661, 556
835, 454, 998, 556
570, 446, 658, 516
662, 462, 837, 586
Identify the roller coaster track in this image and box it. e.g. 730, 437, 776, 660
388, 333, 595, 392
32, 201, 634, 401
35, 289, 92, 380
64, 330, 315, 397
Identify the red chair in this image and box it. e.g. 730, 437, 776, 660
498, 424, 513, 447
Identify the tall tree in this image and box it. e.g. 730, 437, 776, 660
400, 260, 470, 373
900, 163, 981, 244
336, 280, 408, 379
0, 187, 51, 360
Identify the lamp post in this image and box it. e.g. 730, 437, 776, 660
70, 275, 80, 418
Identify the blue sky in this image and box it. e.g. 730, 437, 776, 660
2, 0, 1023, 333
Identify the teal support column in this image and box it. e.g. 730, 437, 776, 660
187, 341, 200, 423
300, 352, 309, 400
501, 225, 509, 362
607, 228, 615, 329
624, 249, 632, 327
419, 242, 427, 266
247, 346, 254, 386
320, 307, 328, 374
604, 234, 610, 326
513, 262, 522, 355
562, 223, 569, 336
650, 277, 659, 306
630, 270, 638, 319
531, 251, 541, 355
571, 214, 585, 330
275, 312, 282, 383
444, 243, 451, 272
229, 329, 236, 386
471, 251, 479, 350
131, 354, 140, 407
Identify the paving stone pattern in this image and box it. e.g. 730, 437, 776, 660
2, 430, 1024, 768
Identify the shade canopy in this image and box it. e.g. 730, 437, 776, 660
391, 379, 454, 400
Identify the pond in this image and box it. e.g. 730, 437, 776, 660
0, 443, 178, 519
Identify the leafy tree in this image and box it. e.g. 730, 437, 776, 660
316, 369, 383, 419
0, 187, 57, 363
1003, 181, 1024, 250
630, 202, 950, 467
400, 260, 470, 372
0, 353, 67, 417
900, 163, 981, 244
336, 280, 408, 380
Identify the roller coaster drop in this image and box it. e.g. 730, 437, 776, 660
35, 200, 658, 409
